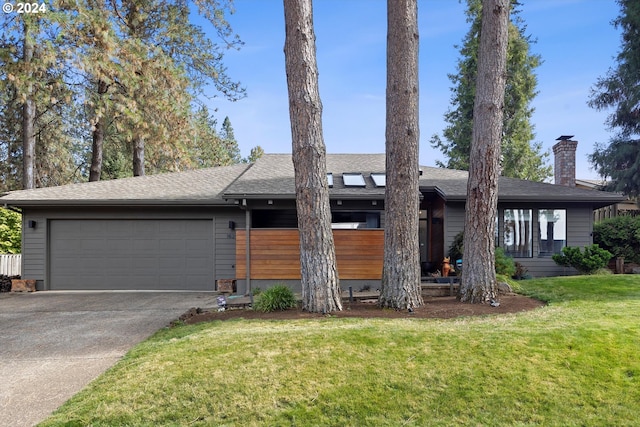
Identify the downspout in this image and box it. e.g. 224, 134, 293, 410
244, 200, 251, 293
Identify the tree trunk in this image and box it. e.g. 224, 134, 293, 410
459, 0, 510, 304
22, 21, 36, 190
379, 0, 423, 310
89, 80, 108, 182
133, 134, 145, 176
283, 0, 342, 313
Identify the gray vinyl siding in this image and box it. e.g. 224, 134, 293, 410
214, 213, 245, 281
444, 203, 465, 258
21, 214, 46, 283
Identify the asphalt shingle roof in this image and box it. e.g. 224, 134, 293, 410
0, 153, 625, 208
223, 153, 387, 198
422, 168, 624, 205
0, 163, 250, 206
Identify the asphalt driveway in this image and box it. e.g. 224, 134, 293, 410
0, 291, 216, 427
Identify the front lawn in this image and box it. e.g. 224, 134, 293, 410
40, 276, 640, 426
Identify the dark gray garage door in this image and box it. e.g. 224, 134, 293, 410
49, 220, 214, 290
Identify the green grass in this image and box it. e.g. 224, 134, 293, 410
39, 276, 640, 426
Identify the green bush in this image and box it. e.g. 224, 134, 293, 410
253, 284, 297, 312
448, 232, 516, 277
494, 247, 516, 277
0, 208, 21, 254
552, 244, 613, 274
448, 231, 464, 262
593, 215, 640, 263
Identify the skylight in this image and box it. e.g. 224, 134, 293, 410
371, 173, 386, 187
343, 173, 366, 187
327, 173, 333, 188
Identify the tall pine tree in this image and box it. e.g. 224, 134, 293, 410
380, 0, 423, 310
588, 0, 640, 197
431, 0, 550, 182
283, 0, 342, 313
459, 0, 509, 304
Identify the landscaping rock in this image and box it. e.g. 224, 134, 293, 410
631, 267, 640, 275
497, 282, 514, 295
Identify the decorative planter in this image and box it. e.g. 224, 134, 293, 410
11, 279, 36, 292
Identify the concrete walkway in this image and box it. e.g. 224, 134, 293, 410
0, 291, 216, 427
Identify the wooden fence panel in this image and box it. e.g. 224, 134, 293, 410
236, 229, 383, 280
0, 254, 22, 276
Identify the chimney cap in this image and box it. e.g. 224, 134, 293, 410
556, 135, 575, 141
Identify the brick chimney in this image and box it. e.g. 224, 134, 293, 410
553, 136, 578, 187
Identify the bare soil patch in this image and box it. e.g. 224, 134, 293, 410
178, 294, 545, 325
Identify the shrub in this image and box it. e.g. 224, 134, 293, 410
593, 215, 640, 263
253, 284, 297, 312
494, 247, 516, 277
448, 232, 516, 278
513, 262, 530, 280
448, 231, 464, 262
0, 208, 21, 254
552, 244, 613, 274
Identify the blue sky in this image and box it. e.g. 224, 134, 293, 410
206, 0, 622, 180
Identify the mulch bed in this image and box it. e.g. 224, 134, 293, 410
178, 294, 545, 325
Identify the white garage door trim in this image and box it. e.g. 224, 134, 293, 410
49, 219, 214, 290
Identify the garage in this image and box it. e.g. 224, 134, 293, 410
49, 219, 214, 290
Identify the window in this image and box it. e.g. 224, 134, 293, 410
503, 209, 532, 257
331, 211, 380, 229
538, 209, 566, 256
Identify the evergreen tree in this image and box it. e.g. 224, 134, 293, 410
431, 0, 551, 182
2, 0, 245, 186
1, 12, 80, 189
459, 0, 509, 304
0, 80, 22, 192
189, 107, 234, 167
588, 0, 640, 197
380, 0, 423, 310
245, 145, 264, 163
284, 0, 342, 313
220, 116, 242, 164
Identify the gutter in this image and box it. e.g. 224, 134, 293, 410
2, 203, 22, 214
0, 199, 239, 208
